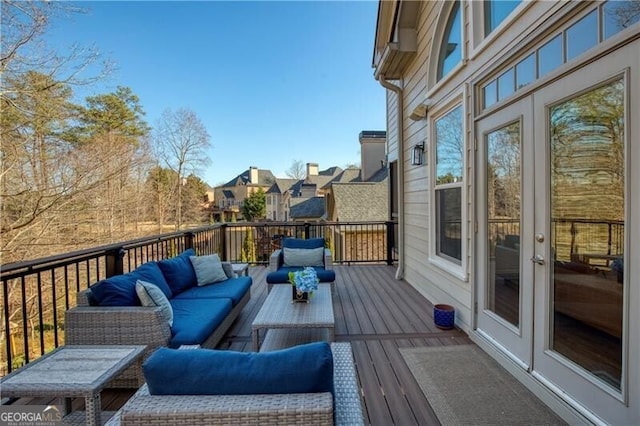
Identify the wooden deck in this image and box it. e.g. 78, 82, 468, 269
9, 264, 473, 425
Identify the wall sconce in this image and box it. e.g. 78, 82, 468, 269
411, 142, 425, 166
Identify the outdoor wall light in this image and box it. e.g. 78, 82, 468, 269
411, 142, 425, 166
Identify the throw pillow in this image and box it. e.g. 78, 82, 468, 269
157, 249, 197, 294
221, 261, 235, 279
283, 247, 324, 267
144, 342, 334, 396
190, 254, 228, 286
136, 280, 173, 326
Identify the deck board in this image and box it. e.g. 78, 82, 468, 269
7, 264, 472, 425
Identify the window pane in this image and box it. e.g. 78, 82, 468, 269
515, 53, 536, 89
483, 80, 498, 108
603, 1, 640, 40
435, 105, 464, 183
550, 79, 625, 390
484, 0, 521, 36
498, 68, 515, 100
438, 1, 462, 81
538, 35, 563, 77
566, 10, 598, 61
436, 187, 462, 262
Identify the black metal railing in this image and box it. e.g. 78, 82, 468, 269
0, 221, 397, 376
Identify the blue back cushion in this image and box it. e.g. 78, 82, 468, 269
90, 262, 174, 306
90, 275, 140, 306
157, 249, 197, 295
144, 342, 334, 395
282, 238, 325, 249
133, 262, 173, 299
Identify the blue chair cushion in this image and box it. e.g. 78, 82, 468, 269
282, 238, 325, 249
173, 276, 252, 306
169, 298, 232, 348
144, 342, 334, 396
266, 267, 335, 284
90, 262, 173, 306
158, 249, 197, 295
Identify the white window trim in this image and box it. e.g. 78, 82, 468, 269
429, 96, 468, 282
469, 0, 531, 59
427, 0, 467, 92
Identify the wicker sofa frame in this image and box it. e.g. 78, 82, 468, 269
105, 342, 364, 426
65, 289, 250, 388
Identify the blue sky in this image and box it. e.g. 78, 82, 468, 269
48, 1, 386, 187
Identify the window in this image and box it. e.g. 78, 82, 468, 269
433, 104, 464, 264
480, 2, 640, 111
437, 1, 462, 81
484, 1, 520, 37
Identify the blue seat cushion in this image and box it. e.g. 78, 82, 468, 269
90, 262, 173, 306
266, 267, 335, 284
168, 298, 232, 348
172, 276, 252, 306
282, 238, 325, 249
144, 342, 334, 396
157, 249, 197, 295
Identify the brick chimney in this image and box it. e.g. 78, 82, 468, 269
306, 163, 319, 178
359, 131, 386, 181
249, 166, 259, 184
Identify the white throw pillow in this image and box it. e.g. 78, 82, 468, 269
283, 247, 324, 267
136, 280, 173, 326
190, 254, 228, 286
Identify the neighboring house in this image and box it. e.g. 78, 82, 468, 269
373, 1, 639, 424
265, 178, 298, 221
289, 197, 325, 222
324, 130, 389, 262
212, 166, 275, 221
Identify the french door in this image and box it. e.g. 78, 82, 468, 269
477, 41, 637, 424
476, 97, 534, 369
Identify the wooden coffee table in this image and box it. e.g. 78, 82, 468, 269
0, 345, 145, 426
252, 284, 334, 352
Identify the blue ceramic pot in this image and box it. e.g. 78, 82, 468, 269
434, 304, 455, 329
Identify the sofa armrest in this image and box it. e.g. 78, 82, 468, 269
324, 248, 333, 270
269, 249, 283, 272
65, 306, 171, 348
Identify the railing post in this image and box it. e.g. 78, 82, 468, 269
221, 224, 228, 261
106, 247, 125, 277
385, 221, 394, 265
304, 222, 310, 239
185, 231, 195, 251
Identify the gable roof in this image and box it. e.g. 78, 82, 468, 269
266, 178, 298, 194
332, 181, 388, 221
221, 168, 276, 187
290, 197, 326, 219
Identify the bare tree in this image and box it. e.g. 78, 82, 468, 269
285, 159, 305, 179
153, 108, 211, 230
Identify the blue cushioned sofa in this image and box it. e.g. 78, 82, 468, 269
266, 238, 335, 291
64, 249, 252, 387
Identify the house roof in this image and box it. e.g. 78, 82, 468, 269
290, 197, 326, 219
221, 168, 276, 187
266, 178, 298, 194
331, 181, 388, 221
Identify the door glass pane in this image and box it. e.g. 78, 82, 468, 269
487, 122, 521, 326
516, 53, 536, 89
549, 79, 624, 390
